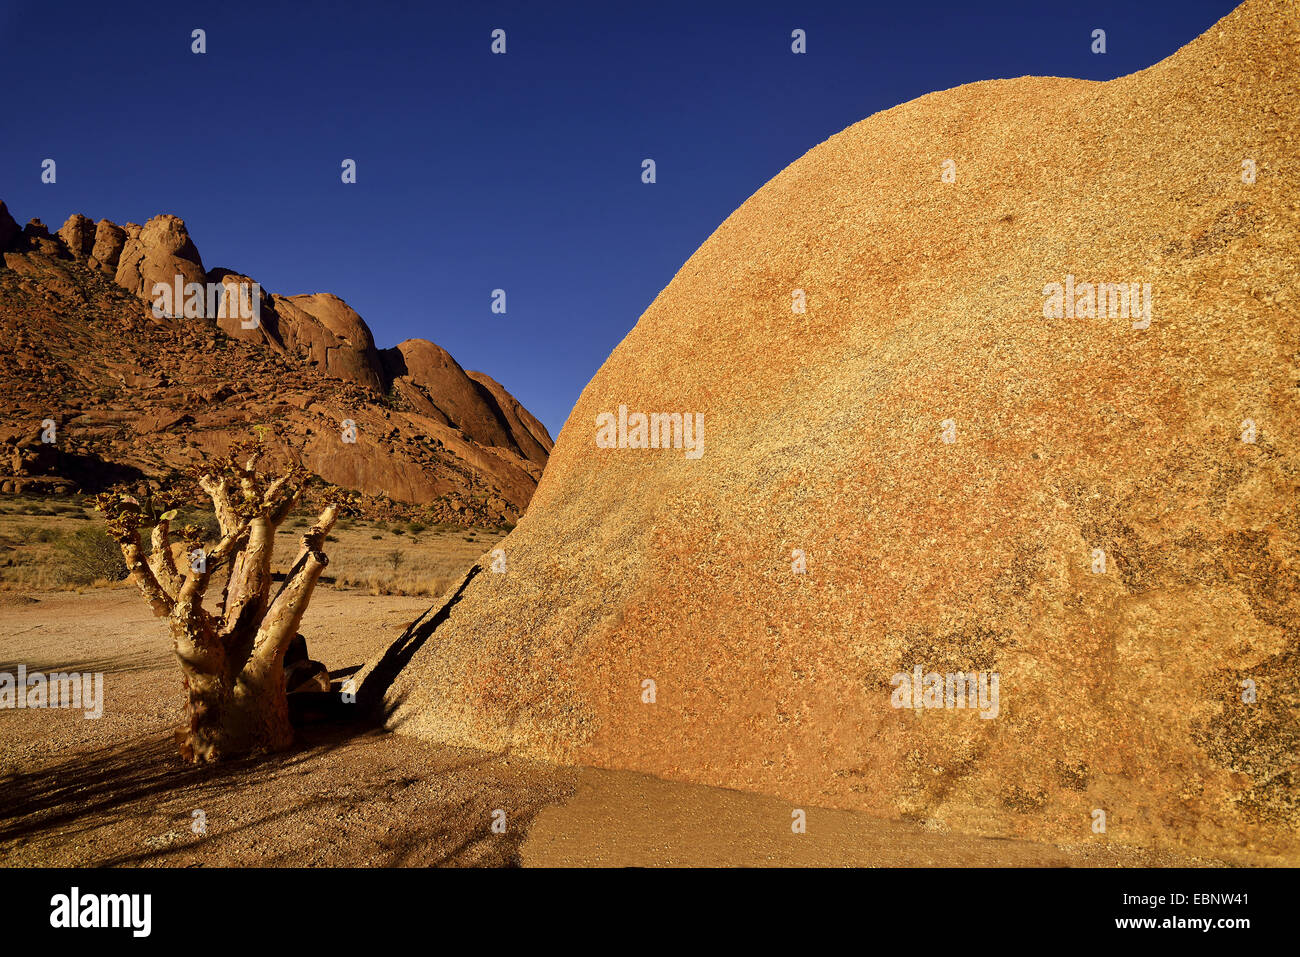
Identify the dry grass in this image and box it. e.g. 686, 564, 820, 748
0, 493, 504, 597
292, 515, 502, 597
0, 494, 102, 590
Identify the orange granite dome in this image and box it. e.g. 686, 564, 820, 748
369, 0, 1299, 861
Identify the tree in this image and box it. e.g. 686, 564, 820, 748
95, 443, 352, 763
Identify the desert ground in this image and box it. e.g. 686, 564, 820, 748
0, 497, 1241, 867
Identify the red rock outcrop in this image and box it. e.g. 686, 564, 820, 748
271, 293, 386, 392
22, 219, 64, 257
113, 213, 206, 305
88, 219, 127, 275
466, 370, 553, 465
57, 214, 96, 261
0, 206, 552, 525
384, 339, 516, 452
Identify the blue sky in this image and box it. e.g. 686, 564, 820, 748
0, 0, 1238, 436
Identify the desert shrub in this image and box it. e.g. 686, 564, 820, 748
54, 527, 129, 585
11, 525, 59, 544
371, 534, 383, 540
176, 512, 222, 542
392, 528, 405, 536
408, 521, 427, 535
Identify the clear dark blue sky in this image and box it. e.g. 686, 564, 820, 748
0, 0, 1238, 436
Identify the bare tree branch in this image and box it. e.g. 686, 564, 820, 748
121, 534, 174, 618
177, 520, 249, 606
253, 504, 338, 663
253, 548, 328, 664
199, 474, 241, 538
266, 483, 303, 526
147, 518, 183, 598
219, 516, 275, 651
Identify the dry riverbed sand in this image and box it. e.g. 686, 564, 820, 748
1, 587, 1230, 867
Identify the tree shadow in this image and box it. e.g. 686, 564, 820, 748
0, 717, 565, 866
356, 563, 480, 722
0, 733, 289, 846
0, 559, 572, 866
2, 648, 161, 677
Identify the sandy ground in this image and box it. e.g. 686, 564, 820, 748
521, 768, 1223, 867
0, 587, 1230, 867
0, 586, 578, 867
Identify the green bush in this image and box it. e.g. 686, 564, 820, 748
54, 527, 128, 585
14, 525, 40, 545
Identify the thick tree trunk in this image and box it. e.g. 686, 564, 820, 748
178, 671, 295, 763
175, 619, 295, 762
230, 660, 294, 755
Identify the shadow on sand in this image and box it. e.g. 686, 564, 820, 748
355, 563, 480, 720
0, 562, 565, 866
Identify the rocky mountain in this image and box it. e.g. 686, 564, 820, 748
368, 0, 1299, 859
0, 204, 552, 526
